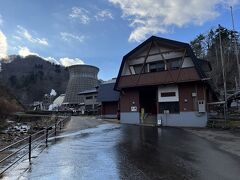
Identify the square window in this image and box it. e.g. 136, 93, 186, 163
168, 58, 182, 70
150, 61, 165, 72
159, 102, 179, 113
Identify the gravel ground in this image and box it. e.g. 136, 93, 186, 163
185, 128, 240, 157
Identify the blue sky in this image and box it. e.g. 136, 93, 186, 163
0, 0, 240, 80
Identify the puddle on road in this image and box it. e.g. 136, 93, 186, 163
3, 125, 240, 180
1, 123, 122, 180
52, 124, 121, 140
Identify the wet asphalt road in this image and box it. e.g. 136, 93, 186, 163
4, 123, 240, 180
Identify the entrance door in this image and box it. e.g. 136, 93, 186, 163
139, 87, 157, 124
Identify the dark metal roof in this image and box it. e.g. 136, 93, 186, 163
114, 36, 208, 90
78, 88, 97, 95
197, 59, 212, 72
97, 82, 120, 102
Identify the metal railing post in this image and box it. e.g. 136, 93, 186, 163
46, 128, 48, 147
29, 135, 31, 163
0, 116, 71, 175
56, 116, 58, 130
55, 123, 57, 136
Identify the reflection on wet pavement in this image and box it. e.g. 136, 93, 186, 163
3, 124, 240, 180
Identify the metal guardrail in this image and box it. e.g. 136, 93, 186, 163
0, 116, 71, 176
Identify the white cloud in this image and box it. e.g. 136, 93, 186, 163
60, 32, 85, 42
18, 46, 39, 57
16, 25, 49, 46
59, 57, 85, 67
17, 46, 85, 67
12, 35, 22, 40
109, 0, 240, 42
17, 47, 61, 66
69, 7, 90, 24
44, 57, 60, 65
0, 30, 8, 59
95, 10, 114, 21
18, 47, 59, 65
46, 57, 85, 67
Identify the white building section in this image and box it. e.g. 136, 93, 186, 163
121, 44, 195, 76
158, 85, 179, 102
198, 100, 206, 112
182, 57, 194, 68
53, 94, 65, 106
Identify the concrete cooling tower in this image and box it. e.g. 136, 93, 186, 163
63, 65, 99, 106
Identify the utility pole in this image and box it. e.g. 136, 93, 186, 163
230, 6, 240, 90
218, 24, 228, 124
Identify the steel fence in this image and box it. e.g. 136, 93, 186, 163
0, 115, 71, 176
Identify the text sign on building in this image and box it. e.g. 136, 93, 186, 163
158, 85, 179, 102
131, 106, 137, 112
163, 110, 170, 114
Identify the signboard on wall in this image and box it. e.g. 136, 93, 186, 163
163, 110, 170, 114
158, 85, 179, 102
131, 106, 137, 112
198, 100, 206, 113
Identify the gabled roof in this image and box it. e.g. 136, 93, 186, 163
114, 36, 208, 90
198, 59, 212, 72
97, 80, 119, 102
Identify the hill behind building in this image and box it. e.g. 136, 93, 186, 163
0, 55, 69, 105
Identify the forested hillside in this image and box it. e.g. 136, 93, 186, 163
0, 84, 24, 115
0, 55, 69, 105
190, 25, 240, 95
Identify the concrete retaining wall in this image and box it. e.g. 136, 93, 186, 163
120, 112, 207, 127
120, 112, 140, 124
157, 112, 207, 127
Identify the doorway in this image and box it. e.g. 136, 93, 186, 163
139, 87, 157, 124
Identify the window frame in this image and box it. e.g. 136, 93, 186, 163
159, 101, 180, 114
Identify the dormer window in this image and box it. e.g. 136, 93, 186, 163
130, 64, 147, 74
168, 58, 182, 70
133, 64, 142, 74
149, 61, 165, 72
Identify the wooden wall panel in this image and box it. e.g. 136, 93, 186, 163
179, 82, 206, 112
120, 88, 139, 112
196, 83, 205, 100
179, 83, 195, 112
102, 102, 118, 115
118, 67, 200, 89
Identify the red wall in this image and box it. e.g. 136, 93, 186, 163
119, 82, 210, 113
120, 88, 139, 112
102, 102, 118, 115
179, 82, 206, 112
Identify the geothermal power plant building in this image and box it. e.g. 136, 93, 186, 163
63, 65, 99, 107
